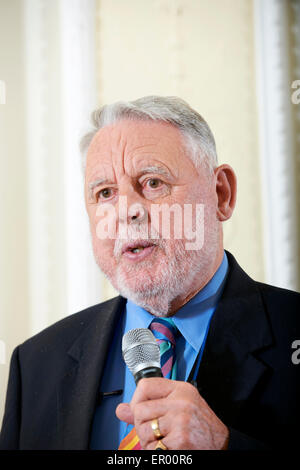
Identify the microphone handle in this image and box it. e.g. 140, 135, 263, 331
134, 366, 163, 385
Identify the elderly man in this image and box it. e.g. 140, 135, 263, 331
0, 96, 299, 450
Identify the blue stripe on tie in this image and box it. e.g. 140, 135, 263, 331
160, 347, 173, 364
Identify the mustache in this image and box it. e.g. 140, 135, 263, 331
113, 224, 163, 258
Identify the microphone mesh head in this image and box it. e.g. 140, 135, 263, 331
122, 328, 161, 376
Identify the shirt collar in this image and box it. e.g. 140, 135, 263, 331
172, 251, 228, 351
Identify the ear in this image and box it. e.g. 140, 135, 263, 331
214, 164, 237, 221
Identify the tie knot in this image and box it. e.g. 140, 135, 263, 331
149, 317, 179, 346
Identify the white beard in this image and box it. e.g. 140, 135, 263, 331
96, 219, 220, 317
114, 242, 200, 316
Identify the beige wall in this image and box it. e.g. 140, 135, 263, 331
96, 0, 264, 283
0, 0, 30, 420
289, 0, 300, 276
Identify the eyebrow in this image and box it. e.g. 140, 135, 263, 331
89, 178, 110, 191
88, 178, 112, 200
137, 166, 172, 179
88, 166, 172, 199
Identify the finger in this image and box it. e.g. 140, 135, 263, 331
115, 402, 134, 424
131, 377, 176, 409
137, 414, 171, 449
146, 437, 171, 451
133, 398, 168, 426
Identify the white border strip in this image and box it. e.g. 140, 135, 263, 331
24, 0, 52, 334
60, 0, 103, 315
254, 0, 298, 290
0, 80, 5, 104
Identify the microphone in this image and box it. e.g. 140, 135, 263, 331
122, 328, 163, 384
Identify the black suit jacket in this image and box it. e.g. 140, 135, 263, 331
1, 251, 300, 450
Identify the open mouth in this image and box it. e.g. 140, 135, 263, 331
122, 240, 155, 253
121, 241, 157, 260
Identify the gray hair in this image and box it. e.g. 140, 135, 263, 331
80, 95, 218, 173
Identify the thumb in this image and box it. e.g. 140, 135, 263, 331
115, 402, 134, 424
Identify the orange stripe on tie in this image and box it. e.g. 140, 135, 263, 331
118, 427, 139, 450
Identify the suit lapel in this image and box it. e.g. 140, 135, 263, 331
56, 251, 274, 447
196, 252, 274, 427
56, 296, 126, 449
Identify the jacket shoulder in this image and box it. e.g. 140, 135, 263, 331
256, 280, 300, 310
225, 251, 300, 336
18, 296, 124, 357
255, 281, 300, 339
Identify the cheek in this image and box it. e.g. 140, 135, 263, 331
91, 236, 116, 275
88, 204, 115, 242
91, 230, 114, 257
88, 211, 116, 263
164, 238, 184, 259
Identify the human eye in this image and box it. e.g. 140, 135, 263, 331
140, 176, 170, 200
96, 187, 116, 201
145, 178, 163, 189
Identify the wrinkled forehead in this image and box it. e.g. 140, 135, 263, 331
85, 119, 187, 171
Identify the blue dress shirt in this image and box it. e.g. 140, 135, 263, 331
89, 251, 229, 449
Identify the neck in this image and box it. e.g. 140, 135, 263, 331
167, 248, 224, 316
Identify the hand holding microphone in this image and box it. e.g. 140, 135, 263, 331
116, 328, 229, 450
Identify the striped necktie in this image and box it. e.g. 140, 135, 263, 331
149, 317, 178, 380
118, 317, 179, 450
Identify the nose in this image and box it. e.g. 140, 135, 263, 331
128, 202, 148, 224
118, 184, 149, 226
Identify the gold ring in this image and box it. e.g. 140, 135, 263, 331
151, 418, 163, 439
154, 439, 168, 450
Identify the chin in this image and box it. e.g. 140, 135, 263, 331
114, 280, 172, 316
115, 266, 162, 295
